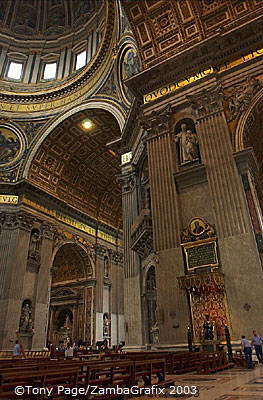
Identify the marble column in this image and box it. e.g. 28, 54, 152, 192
119, 167, 143, 347
32, 222, 55, 349
0, 211, 33, 349
187, 83, 263, 338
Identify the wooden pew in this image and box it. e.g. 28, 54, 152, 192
0, 367, 79, 399
197, 351, 233, 374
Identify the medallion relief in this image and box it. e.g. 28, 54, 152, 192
0, 124, 26, 168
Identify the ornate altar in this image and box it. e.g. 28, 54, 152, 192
178, 218, 230, 345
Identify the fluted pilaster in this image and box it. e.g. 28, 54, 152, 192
0, 211, 34, 349
118, 168, 143, 346
142, 104, 180, 251
32, 222, 56, 349
187, 85, 251, 238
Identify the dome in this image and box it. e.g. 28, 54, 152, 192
0, 0, 103, 39
0, 0, 117, 103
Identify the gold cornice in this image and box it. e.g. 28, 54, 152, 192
0, 1, 117, 114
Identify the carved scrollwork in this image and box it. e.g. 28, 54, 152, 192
187, 84, 224, 119
41, 221, 56, 240
140, 104, 172, 138
117, 171, 136, 193
226, 77, 263, 121
0, 211, 34, 231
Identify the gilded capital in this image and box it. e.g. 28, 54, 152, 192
0, 211, 34, 231
187, 84, 224, 119
140, 104, 173, 139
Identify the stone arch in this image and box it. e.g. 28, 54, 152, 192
23, 99, 126, 179
51, 242, 93, 283
24, 102, 123, 228
234, 87, 263, 152
48, 242, 94, 345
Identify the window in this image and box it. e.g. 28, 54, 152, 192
7, 62, 23, 80
76, 50, 87, 70
43, 63, 57, 80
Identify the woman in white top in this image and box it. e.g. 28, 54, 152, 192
65, 343, 74, 359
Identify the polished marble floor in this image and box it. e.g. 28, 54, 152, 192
163, 364, 263, 400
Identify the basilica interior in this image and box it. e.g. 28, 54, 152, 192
0, 0, 263, 399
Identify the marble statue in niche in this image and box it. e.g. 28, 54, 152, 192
104, 256, 110, 278
19, 301, 33, 332
28, 229, 41, 264
174, 119, 200, 166
103, 312, 111, 337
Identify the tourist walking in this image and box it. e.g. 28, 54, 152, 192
241, 335, 253, 369
251, 330, 263, 364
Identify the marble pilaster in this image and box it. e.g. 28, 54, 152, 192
119, 167, 143, 346
32, 222, 55, 349
187, 84, 263, 339
142, 104, 180, 250
0, 211, 33, 349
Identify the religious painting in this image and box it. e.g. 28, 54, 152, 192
122, 48, 140, 80
0, 126, 22, 166
120, 47, 141, 104
189, 218, 206, 237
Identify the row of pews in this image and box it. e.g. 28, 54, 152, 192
0, 350, 233, 399
100, 350, 233, 374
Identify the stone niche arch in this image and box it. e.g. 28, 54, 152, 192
48, 242, 94, 346
142, 264, 158, 345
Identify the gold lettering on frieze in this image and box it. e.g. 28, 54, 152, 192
22, 197, 121, 244
0, 195, 19, 204
144, 48, 263, 103
0, 90, 82, 113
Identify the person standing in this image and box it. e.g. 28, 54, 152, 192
251, 330, 263, 364
13, 340, 20, 357
241, 335, 253, 369
65, 342, 74, 359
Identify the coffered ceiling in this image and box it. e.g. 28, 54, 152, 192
28, 109, 122, 229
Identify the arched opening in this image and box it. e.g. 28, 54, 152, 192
48, 243, 93, 347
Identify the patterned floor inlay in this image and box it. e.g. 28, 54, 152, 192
136, 367, 263, 400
